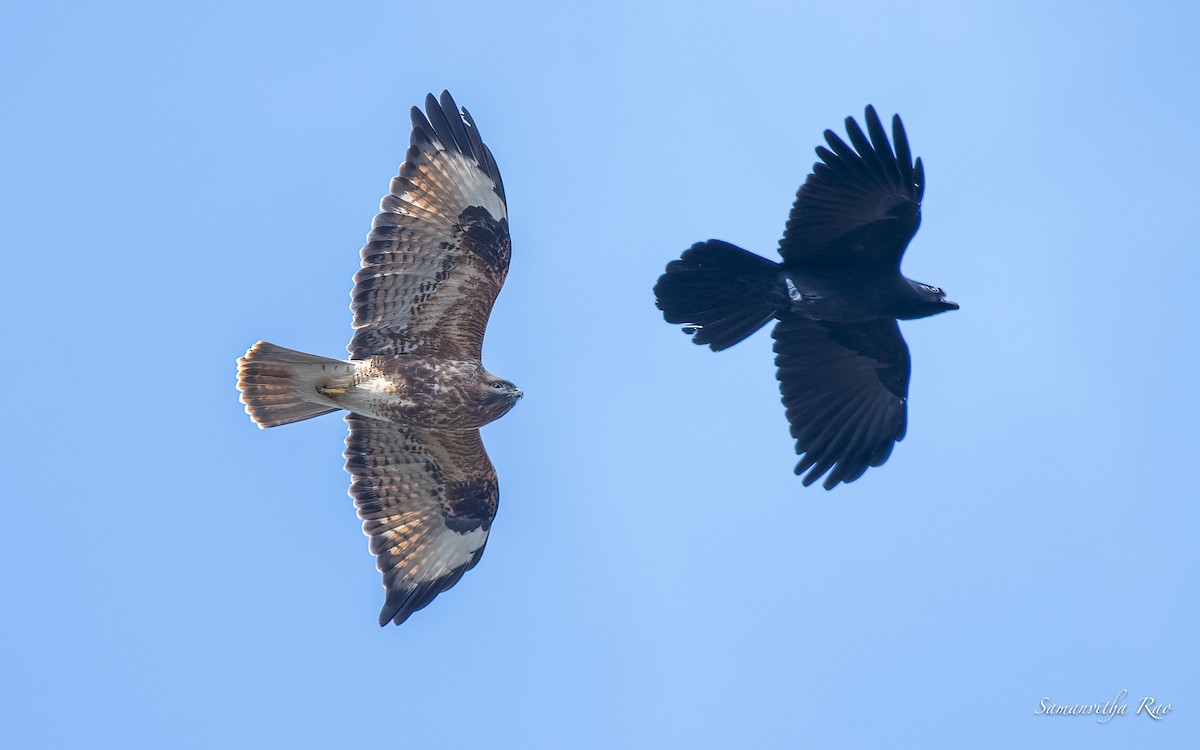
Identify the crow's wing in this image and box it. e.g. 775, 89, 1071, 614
772, 316, 911, 489
778, 106, 923, 268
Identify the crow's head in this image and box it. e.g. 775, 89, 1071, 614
903, 281, 959, 319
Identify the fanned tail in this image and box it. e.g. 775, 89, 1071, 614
654, 240, 782, 351
236, 341, 353, 428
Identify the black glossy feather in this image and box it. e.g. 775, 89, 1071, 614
781, 110, 924, 266
773, 317, 910, 490
893, 114, 913, 188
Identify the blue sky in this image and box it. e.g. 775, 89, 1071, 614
3, 1, 1197, 747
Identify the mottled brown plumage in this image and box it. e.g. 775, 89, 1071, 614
346, 416, 499, 624
236, 91, 519, 626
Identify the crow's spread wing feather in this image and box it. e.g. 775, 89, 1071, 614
778, 106, 923, 267
349, 91, 510, 360
772, 316, 911, 489
344, 414, 498, 626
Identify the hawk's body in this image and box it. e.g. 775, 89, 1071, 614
313, 355, 517, 428
237, 92, 520, 626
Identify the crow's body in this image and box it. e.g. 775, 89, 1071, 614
654, 106, 957, 489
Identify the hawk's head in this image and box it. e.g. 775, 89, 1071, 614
477, 373, 522, 424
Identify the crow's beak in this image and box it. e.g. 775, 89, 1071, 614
944, 299, 960, 310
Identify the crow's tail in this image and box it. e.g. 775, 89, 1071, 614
653, 240, 782, 351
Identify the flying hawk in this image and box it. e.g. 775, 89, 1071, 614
654, 106, 957, 489
237, 91, 520, 625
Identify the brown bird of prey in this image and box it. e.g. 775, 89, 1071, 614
236, 91, 519, 626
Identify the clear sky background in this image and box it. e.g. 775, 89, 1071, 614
3, 1, 1197, 747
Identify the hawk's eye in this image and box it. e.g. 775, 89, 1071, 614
490, 381, 506, 390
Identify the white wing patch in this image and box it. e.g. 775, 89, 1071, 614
396, 526, 488, 584
396, 146, 505, 224
437, 148, 506, 221
785, 277, 803, 302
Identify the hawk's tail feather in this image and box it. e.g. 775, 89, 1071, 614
653, 240, 782, 351
236, 341, 352, 428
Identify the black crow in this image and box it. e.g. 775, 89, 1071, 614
654, 106, 957, 490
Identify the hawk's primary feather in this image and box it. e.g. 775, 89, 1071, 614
349, 91, 511, 361
345, 415, 497, 626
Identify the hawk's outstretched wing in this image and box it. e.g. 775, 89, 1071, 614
349, 91, 510, 361
772, 316, 911, 490
344, 414, 498, 626
778, 106, 923, 268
